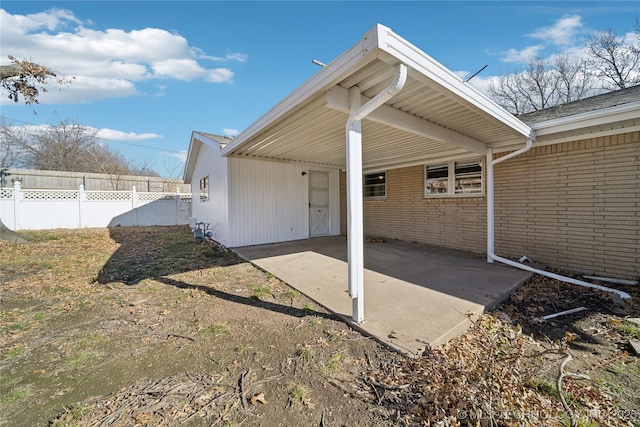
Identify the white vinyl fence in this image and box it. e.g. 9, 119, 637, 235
0, 182, 192, 230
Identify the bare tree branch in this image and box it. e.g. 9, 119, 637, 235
586, 29, 640, 90
488, 23, 638, 114
0, 120, 158, 185
1, 56, 72, 104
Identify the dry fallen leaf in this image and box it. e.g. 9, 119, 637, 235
251, 392, 268, 405
301, 396, 315, 409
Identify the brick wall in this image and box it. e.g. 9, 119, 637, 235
339, 131, 639, 279
340, 166, 487, 252
494, 131, 639, 279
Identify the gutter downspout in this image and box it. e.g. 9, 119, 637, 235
346, 63, 408, 323
486, 141, 631, 300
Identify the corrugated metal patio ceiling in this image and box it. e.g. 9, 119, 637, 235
222, 24, 533, 171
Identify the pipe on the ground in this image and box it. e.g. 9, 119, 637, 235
486, 143, 631, 300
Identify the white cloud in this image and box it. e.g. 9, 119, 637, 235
206, 68, 234, 83
30, 75, 138, 104
498, 15, 587, 64
194, 48, 248, 63
528, 15, 584, 47
453, 71, 468, 80
4, 8, 84, 34
0, 8, 246, 104
4, 123, 162, 143
150, 59, 234, 83
152, 59, 208, 81
167, 150, 188, 163
467, 75, 493, 96
501, 45, 545, 63
222, 128, 239, 137
95, 128, 162, 141
224, 52, 249, 63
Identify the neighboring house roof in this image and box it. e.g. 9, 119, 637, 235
220, 24, 533, 172
183, 131, 233, 183
519, 85, 640, 123
198, 132, 234, 146
520, 85, 640, 147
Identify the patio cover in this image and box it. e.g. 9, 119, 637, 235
222, 24, 534, 323
222, 23, 533, 170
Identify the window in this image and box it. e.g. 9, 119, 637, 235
199, 176, 209, 201
425, 159, 483, 197
364, 172, 386, 198
425, 165, 449, 194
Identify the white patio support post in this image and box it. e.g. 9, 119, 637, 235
346, 86, 365, 323
344, 63, 408, 324
486, 147, 495, 263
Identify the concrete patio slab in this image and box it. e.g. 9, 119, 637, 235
233, 237, 531, 356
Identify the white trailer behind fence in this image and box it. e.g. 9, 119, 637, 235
0, 182, 192, 230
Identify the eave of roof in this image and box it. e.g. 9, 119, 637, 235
183, 131, 233, 183
519, 85, 640, 123
220, 24, 533, 170
519, 86, 640, 146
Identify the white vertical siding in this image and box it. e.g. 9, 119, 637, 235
191, 142, 230, 245
227, 158, 340, 247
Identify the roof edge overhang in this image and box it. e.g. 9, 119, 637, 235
376, 26, 534, 142
183, 131, 226, 183
221, 24, 383, 158
511, 100, 640, 150
530, 101, 640, 135
222, 24, 534, 160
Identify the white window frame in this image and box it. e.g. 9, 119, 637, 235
424, 158, 484, 198
364, 172, 386, 198
199, 176, 209, 202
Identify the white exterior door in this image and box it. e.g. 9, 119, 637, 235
309, 171, 330, 237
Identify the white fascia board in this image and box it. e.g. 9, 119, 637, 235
529, 101, 640, 136
326, 85, 486, 154
376, 25, 534, 141
193, 131, 226, 150
534, 125, 640, 146
183, 132, 202, 183
221, 25, 383, 158
183, 131, 224, 183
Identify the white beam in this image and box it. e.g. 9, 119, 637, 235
327, 85, 486, 154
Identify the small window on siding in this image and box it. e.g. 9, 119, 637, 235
364, 172, 386, 198
425, 158, 483, 197
199, 176, 209, 201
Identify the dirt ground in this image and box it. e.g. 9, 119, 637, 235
1, 226, 638, 427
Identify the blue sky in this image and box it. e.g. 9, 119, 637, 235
1, 1, 639, 178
